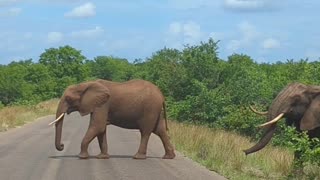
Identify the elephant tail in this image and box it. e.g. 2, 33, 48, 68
153, 101, 169, 132
163, 101, 168, 131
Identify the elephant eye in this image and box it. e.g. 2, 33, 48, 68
66, 96, 72, 102
288, 107, 294, 113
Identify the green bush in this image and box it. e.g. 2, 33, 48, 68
214, 105, 264, 137
169, 80, 231, 124
274, 126, 320, 165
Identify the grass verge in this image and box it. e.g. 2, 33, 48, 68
169, 121, 294, 180
0, 99, 58, 131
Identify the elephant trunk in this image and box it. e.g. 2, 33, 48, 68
55, 117, 64, 151
243, 124, 276, 155
243, 101, 284, 155
55, 99, 67, 151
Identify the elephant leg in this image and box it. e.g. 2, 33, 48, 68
154, 120, 175, 159
96, 129, 109, 159
79, 109, 108, 159
79, 127, 99, 159
133, 131, 151, 159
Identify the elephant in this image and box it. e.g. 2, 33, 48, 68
244, 82, 320, 155
49, 79, 176, 160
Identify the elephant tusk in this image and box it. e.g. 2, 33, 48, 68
249, 106, 268, 115
257, 113, 284, 128
48, 113, 65, 126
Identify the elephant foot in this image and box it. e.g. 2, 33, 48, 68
78, 152, 89, 159
133, 153, 147, 160
96, 153, 110, 159
162, 151, 176, 159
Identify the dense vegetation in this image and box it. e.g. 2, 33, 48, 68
1, 39, 320, 170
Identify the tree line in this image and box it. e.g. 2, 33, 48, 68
1, 38, 320, 163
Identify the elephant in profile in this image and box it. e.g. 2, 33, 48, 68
244, 82, 320, 155
49, 79, 176, 160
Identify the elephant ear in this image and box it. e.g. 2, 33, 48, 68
79, 82, 110, 116
300, 95, 320, 131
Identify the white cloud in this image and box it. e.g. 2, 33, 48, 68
70, 26, 104, 38
0, 0, 20, 7
168, 0, 219, 10
183, 21, 201, 39
167, 21, 203, 46
0, 32, 29, 53
0, 7, 22, 17
64, 2, 96, 18
168, 22, 182, 35
224, 0, 280, 12
238, 21, 258, 42
47, 32, 63, 43
262, 38, 280, 49
227, 21, 258, 51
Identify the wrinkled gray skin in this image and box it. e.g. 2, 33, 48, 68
244, 82, 320, 155
55, 79, 175, 159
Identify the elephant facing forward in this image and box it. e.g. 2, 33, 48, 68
49, 79, 176, 160
244, 82, 320, 155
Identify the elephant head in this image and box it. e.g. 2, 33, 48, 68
244, 82, 320, 155
49, 81, 110, 151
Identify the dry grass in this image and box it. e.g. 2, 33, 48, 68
0, 99, 59, 131
168, 121, 295, 180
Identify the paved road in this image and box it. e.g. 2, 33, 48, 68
0, 113, 226, 180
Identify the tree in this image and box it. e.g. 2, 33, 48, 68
134, 47, 188, 100
0, 60, 32, 104
24, 63, 57, 100
39, 45, 89, 95
220, 54, 269, 105
90, 56, 134, 81
181, 38, 221, 89
39, 45, 88, 81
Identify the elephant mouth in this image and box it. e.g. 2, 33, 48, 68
48, 106, 79, 126
67, 107, 78, 114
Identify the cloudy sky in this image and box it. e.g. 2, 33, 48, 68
0, 0, 319, 64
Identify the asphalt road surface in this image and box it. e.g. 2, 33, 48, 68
0, 113, 226, 180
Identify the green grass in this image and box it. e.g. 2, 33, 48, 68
1, 99, 320, 179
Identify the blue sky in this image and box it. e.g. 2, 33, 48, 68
0, 0, 320, 64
